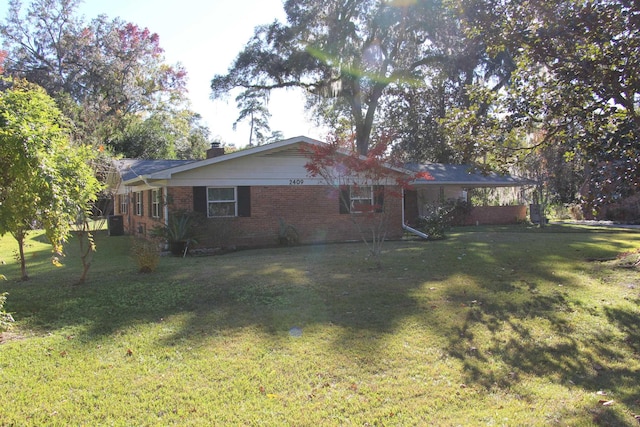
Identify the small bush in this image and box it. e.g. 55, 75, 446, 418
0, 292, 15, 332
415, 202, 455, 240
131, 238, 160, 273
277, 218, 300, 246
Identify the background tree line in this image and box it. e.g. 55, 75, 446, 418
0, 0, 215, 280
212, 0, 639, 214
1, 0, 211, 160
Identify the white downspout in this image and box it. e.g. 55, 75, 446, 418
402, 187, 429, 240
163, 186, 169, 227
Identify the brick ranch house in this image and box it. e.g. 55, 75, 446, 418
107, 136, 530, 248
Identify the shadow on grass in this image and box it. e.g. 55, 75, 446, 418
439, 250, 640, 426
3, 226, 640, 424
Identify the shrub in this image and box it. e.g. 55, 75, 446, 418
131, 238, 160, 273
150, 210, 204, 256
568, 203, 584, 220
277, 218, 300, 246
415, 202, 455, 240
0, 292, 15, 332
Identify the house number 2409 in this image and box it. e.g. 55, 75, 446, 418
289, 179, 304, 185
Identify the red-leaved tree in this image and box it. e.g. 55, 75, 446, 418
303, 134, 431, 267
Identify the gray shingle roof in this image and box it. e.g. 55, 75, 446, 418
405, 163, 531, 187
115, 159, 195, 182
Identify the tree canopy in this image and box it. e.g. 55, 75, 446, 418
1, 0, 209, 159
449, 0, 640, 205
0, 79, 101, 280
212, 0, 509, 155
212, 0, 638, 212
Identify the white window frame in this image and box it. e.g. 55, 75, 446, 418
120, 194, 128, 215
135, 191, 143, 216
151, 189, 161, 218
207, 187, 237, 218
350, 185, 374, 213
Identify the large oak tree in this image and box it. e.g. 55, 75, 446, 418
213, 0, 468, 154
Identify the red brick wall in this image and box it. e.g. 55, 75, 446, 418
116, 191, 164, 237
167, 187, 192, 211
166, 185, 404, 248
455, 205, 527, 226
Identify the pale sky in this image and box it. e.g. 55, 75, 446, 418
0, 0, 325, 147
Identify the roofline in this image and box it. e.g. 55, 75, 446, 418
411, 180, 534, 187
122, 136, 324, 185
122, 135, 411, 185
120, 137, 532, 188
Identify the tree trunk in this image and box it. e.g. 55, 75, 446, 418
352, 80, 385, 156
355, 128, 369, 155
16, 233, 29, 281
77, 231, 91, 285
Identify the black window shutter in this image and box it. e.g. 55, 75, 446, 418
193, 187, 207, 215
339, 186, 350, 214
237, 186, 251, 217
148, 190, 153, 217
374, 185, 384, 213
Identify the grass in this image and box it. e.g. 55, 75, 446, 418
1, 224, 639, 425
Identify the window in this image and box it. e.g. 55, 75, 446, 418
119, 194, 128, 215
135, 191, 143, 216
350, 185, 373, 213
151, 189, 161, 218
194, 186, 250, 218
340, 185, 384, 214
207, 187, 236, 217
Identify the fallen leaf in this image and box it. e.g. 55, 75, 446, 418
126, 348, 133, 356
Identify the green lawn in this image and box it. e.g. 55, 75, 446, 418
1, 225, 639, 425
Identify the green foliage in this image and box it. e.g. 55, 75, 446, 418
150, 211, 203, 256
448, 0, 639, 206
0, 0, 211, 159
415, 203, 455, 240
212, 0, 508, 155
277, 218, 300, 246
150, 211, 201, 245
130, 238, 159, 273
0, 79, 101, 280
233, 89, 272, 146
0, 292, 15, 332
